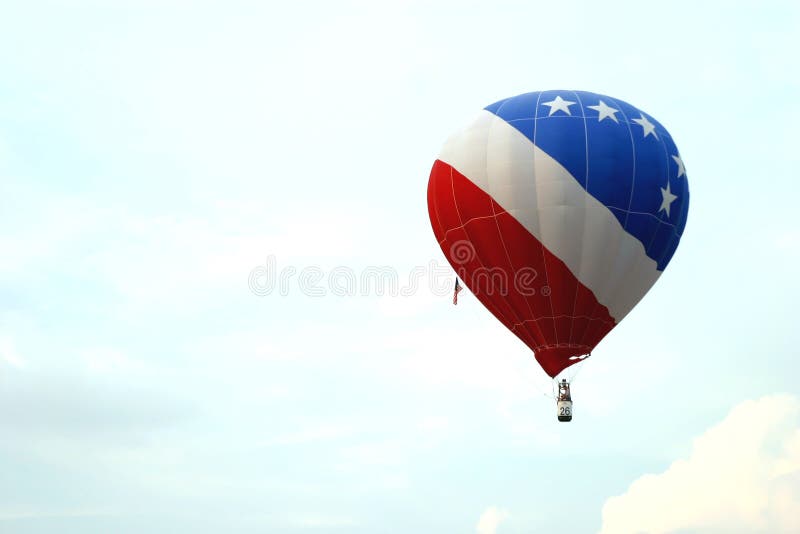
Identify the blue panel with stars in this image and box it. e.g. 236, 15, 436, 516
484, 90, 690, 271
533, 90, 588, 188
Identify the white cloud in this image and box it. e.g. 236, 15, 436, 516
364, 317, 565, 446
81, 207, 368, 308
338, 439, 407, 469
572, 342, 678, 418
0, 506, 113, 521
0, 191, 110, 278
381, 322, 547, 396
260, 423, 354, 447
293, 516, 359, 528
79, 347, 144, 376
600, 394, 800, 534
0, 335, 24, 368
476, 506, 510, 534
418, 415, 449, 432
773, 230, 800, 257
296, 2, 438, 93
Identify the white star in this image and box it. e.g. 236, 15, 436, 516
587, 100, 619, 123
632, 114, 658, 138
542, 95, 576, 116
672, 154, 686, 178
659, 181, 678, 217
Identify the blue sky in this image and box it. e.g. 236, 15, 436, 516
1, 1, 798, 533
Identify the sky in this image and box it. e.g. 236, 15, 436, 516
0, 1, 798, 533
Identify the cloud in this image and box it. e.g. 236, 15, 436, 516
0, 344, 193, 443
599, 394, 800, 534
773, 230, 800, 257
476, 506, 510, 534
260, 423, 354, 447
79, 347, 146, 376
380, 322, 546, 396
78, 206, 369, 309
293, 516, 359, 529
0, 335, 24, 368
0, 190, 109, 279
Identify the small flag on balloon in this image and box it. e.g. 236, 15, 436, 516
453, 279, 462, 305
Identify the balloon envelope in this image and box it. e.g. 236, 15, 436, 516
427, 90, 689, 377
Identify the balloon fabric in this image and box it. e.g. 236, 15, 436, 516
427, 90, 689, 377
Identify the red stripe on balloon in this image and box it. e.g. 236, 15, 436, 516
428, 159, 616, 377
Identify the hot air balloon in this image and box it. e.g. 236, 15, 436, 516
427, 90, 689, 422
